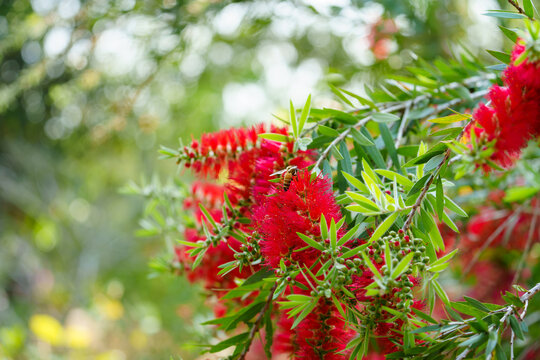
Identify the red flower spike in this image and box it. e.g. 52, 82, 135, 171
252, 170, 343, 268
464, 40, 540, 170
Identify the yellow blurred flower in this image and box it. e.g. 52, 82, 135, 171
65, 325, 91, 349
29, 314, 63, 346
95, 295, 124, 320
129, 329, 148, 350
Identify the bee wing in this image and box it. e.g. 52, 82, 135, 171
270, 169, 287, 176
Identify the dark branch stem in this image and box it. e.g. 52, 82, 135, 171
402, 149, 451, 231
239, 282, 278, 360
507, 0, 527, 16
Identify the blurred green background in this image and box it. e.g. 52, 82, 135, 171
0, 0, 524, 358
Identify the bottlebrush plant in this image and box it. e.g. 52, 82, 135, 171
127, 12, 540, 360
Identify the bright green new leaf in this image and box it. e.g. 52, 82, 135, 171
296, 232, 325, 251
298, 94, 311, 134
375, 169, 414, 189
341, 171, 369, 193
290, 100, 298, 138
258, 133, 290, 142
428, 113, 470, 124
368, 212, 399, 243
391, 252, 414, 279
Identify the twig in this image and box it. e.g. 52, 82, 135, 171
401, 117, 473, 232
507, 0, 528, 16
394, 102, 411, 148
512, 199, 540, 284
239, 282, 278, 360
312, 117, 371, 170
519, 282, 540, 302
301, 75, 494, 137
456, 348, 470, 360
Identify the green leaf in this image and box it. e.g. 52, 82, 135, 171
264, 311, 274, 359
378, 123, 400, 170
291, 301, 317, 329
463, 296, 491, 313
424, 154, 445, 173
369, 212, 399, 243
258, 133, 290, 142
350, 127, 375, 146
523, 0, 535, 18
290, 100, 298, 138
486, 50, 511, 64
331, 145, 344, 161
243, 269, 275, 286
410, 324, 444, 334
444, 195, 468, 217
428, 113, 470, 124
339, 140, 353, 174
495, 344, 506, 360
436, 176, 444, 219
297, 232, 325, 251
362, 252, 382, 279
502, 291, 524, 308
298, 94, 311, 134
407, 174, 431, 197
177, 240, 204, 248
509, 316, 524, 340
339, 87, 379, 110
329, 84, 354, 107
391, 252, 414, 279
375, 169, 414, 190
429, 249, 458, 268
483, 10, 526, 19
402, 143, 447, 167
372, 112, 400, 123
341, 243, 369, 258
504, 187, 539, 202
486, 330, 498, 357
330, 219, 337, 250
209, 332, 249, 353
338, 223, 361, 246
341, 171, 369, 193
318, 125, 340, 137
346, 191, 380, 211
432, 280, 450, 306
499, 26, 518, 43
296, 137, 313, 151
321, 108, 358, 124
412, 308, 437, 324
320, 214, 328, 240
385, 241, 392, 273
199, 203, 219, 229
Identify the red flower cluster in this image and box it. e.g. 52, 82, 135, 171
464, 40, 540, 170
175, 124, 423, 359
253, 171, 343, 268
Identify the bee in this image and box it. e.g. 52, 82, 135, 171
271, 165, 298, 191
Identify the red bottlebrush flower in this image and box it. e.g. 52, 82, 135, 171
252, 170, 343, 268
294, 299, 354, 360
464, 40, 540, 170
180, 124, 284, 178
464, 261, 514, 304
460, 207, 538, 253
184, 181, 227, 210
175, 229, 247, 290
